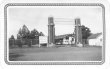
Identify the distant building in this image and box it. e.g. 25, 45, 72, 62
88, 33, 103, 46
55, 34, 75, 45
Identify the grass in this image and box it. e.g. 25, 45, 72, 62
9, 45, 102, 61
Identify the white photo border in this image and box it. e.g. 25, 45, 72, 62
4, 3, 105, 65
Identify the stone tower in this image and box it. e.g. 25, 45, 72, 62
48, 16, 55, 47
75, 18, 83, 47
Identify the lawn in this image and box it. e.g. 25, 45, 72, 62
9, 46, 102, 61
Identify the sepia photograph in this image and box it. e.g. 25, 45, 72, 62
5, 3, 105, 64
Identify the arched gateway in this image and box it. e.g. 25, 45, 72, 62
48, 16, 83, 47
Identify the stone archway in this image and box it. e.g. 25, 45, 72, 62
48, 16, 83, 47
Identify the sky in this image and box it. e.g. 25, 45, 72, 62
7, 6, 103, 39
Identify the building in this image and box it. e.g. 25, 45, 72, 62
88, 33, 103, 46
55, 34, 75, 45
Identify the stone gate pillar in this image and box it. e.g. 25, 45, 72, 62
75, 18, 83, 47
48, 16, 55, 47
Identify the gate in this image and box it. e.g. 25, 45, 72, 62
48, 16, 83, 47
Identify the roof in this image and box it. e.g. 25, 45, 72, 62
88, 33, 102, 39
55, 34, 74, 39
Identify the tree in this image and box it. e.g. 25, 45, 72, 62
16, 25, 45, 47
10, 35, 15, 39
9, 35, 15, 48
81, 25, 92, 44
17, 34, 21, 39
30, 29, 39, 39
22, 25, 30, 38
17, 25, 30, 39
39, 32, 44, 36
81, 25, 91, 39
